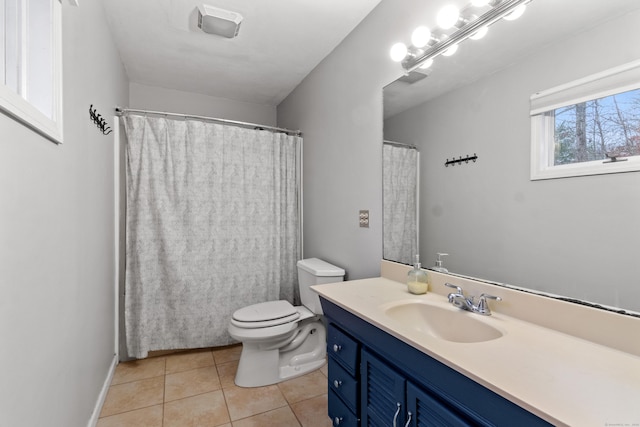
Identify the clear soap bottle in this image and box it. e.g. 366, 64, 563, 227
407, 254, 429, 295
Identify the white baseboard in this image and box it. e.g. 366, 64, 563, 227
87, 354, 118, 427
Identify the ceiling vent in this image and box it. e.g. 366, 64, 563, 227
197, 4, 243, 38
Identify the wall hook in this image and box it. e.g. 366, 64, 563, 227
89, 104, 113, 135
444, 153, 478, 167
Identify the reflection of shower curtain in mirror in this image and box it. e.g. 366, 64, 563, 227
383, 143, 418, 265
123, 115, 301, 359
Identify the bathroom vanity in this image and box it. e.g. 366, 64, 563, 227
313, 261, 640, 427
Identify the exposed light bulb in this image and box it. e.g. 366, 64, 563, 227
471, 0, 490, 6
436, 4, 460, 30
411, 26, 432, 48
390, 42, 408, 62
442, 44, 458, 57
419, 58, 434, 69
469, 26, 489, 40
504, 4, 526, 21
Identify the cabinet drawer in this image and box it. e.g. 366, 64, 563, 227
327, 323, 359, 375
328, 389, 359, 427
328, 356, 359, 412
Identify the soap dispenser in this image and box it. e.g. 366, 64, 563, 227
407, 254, 429, 295
432, 252, 449, 273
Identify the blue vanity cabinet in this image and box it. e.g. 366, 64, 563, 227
321, 297, 553, 427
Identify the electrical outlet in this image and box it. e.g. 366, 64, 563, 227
359, 210, 369, 228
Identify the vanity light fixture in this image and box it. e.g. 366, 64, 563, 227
503, 3, 527, 20
411, 26, 432, 48
390, 0, 532, 72
436, 4, 461, 29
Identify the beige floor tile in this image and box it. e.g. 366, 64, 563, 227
100, 376, 164, 417
290, 395, 332, 427
165, 349, 214, 374
163, 390, 230, 427
111, 357, 166, 385
165, 365, 221, 402
212, 344, 242, 364
319, 362, 328, 377
96, 405, 163, 427
223, 384, 288, 421
232, 406, 301, 427
278, 370, 328, 404
217, 360, 239, 389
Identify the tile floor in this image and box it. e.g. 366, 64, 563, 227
97, 345, 332, 427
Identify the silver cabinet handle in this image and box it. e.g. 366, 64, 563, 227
333, 344, 342, 352
404, 411, 412, 427
333, 379, 342, 388
333, 416, 343, 425
392, 403, 401, 427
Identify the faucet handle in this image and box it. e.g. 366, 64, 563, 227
444, 283, 463, 295
475, 294, 502, 315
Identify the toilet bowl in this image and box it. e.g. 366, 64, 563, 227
228, 258, 345, 387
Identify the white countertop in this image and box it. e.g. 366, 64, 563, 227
313, 276, 640, 427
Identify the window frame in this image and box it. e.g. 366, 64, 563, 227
530, 60, 640, 180
0, 0, 63, 144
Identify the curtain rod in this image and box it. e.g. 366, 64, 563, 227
383, 140, 418, 150
115, 107, 302, 137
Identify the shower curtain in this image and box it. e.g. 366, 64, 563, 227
124, 115, 301, 359
383, 143, 418, 265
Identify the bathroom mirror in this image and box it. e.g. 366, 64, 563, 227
383, 0, 640, 313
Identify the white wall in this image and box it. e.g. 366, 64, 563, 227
277, 0, 416, 279
384, 11, 640, 311
0, 2, 128, 426
130, 82, 277, 126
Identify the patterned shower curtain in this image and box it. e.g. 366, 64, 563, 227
123, 115, 301, 359
383, 143, 418, 266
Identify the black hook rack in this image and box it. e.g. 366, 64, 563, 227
89, 105, 112, 135
445, 153, 478, 167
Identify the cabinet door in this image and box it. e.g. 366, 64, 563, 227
361, 349, 407, 427
406, 382, 473, 427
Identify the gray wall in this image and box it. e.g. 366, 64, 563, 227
0, 2, 128, 426
130, 82, 277, 126
384, 10, 640, 312
277, 0, 418, 279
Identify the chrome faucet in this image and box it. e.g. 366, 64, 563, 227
444, 283, 502, 316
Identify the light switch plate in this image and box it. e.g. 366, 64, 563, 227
359, 210, 369, 228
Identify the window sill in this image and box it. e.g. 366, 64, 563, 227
530, 157, 640, 180
0, 87, 63, 145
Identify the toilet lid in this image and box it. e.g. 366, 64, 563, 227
231, 300, 300, 328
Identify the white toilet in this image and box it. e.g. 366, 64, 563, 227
228, 258, 345, 387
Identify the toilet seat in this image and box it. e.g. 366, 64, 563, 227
231, 300, 300, 329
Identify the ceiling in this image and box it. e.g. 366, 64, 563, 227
102, 0, 381, 106
384, 0, 640, 119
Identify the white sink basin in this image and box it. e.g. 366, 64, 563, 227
383, 301, 504, 343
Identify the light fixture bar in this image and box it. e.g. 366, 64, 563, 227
402, 0, 532, 72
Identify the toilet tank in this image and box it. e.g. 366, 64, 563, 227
297, 258, 345, 314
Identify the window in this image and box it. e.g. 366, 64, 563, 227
530, 60, 640, 180
0, 0, 62, 143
